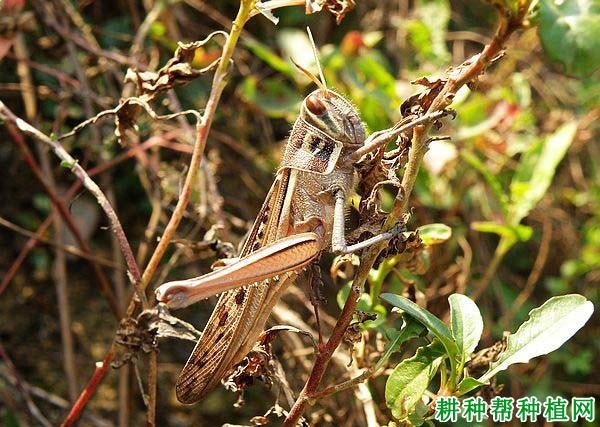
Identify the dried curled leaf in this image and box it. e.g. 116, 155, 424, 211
124, 39, 223, 99
223, 342, 273, 395
305, 0, 356, 24
376, 229, 426, 272
59, 95, 201, 147
112, 304, 201, 368
401, 77, 446, 117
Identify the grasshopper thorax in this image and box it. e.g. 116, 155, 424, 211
280, 89, 366, 175
300, 89, 365, 148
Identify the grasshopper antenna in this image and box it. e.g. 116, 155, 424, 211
307, 27, 328, 94
290, 27, 329, 95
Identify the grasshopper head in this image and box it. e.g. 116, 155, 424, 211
300, 89, 366, 148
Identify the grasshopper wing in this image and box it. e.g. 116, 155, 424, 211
174, 169, 320, 403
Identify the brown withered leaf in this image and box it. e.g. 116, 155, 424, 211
401, 77, 447, 117
374, 227, 425, 270
305, 0, 356, 24
466, 332, 509, 400
223, 347, 272, 395
124, 40, 221, 100
112, 304, 201, 368
223, 325, 317, 396
343, 310, 377, 365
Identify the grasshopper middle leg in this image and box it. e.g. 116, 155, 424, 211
331, 187, 405, 254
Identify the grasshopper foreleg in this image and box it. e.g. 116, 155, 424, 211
345, 109, 454, 164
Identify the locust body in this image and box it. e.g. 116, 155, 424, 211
156, 88, 371, 402
155, 83, 446, 403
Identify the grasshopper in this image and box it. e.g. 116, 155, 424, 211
155, 37, 448, 403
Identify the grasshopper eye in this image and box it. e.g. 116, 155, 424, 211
306, 94, 327, 116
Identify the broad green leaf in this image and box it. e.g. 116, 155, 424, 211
385, 340, 445, 420
509, 121, 577, 223
449, 294, 483, 370
456, 377, 487, 396
381, 320, 425, 359
537, 0, 600, 77
417, 223, 452, 245
380, 294, 458, 357
479, 294, 594, 383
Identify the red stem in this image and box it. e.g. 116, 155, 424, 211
60, 351, 114, 427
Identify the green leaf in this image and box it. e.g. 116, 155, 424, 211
381, 320, 426, 359
471, 221, 533, 243
471, 221, 518, 251
60, 159, 77, 169
380, 294, 458, 358
385, 340, 445, 420
243, 39, 295, 77
406, 401, 431, 427
416, 223, 452, 245
509, 121, 577, 224
479, 294, 594, 383
456, 377, 487, 396
449, 294, 483, 370
537, 0, 600, 77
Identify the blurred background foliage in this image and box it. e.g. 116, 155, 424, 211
0, 0, 598, 426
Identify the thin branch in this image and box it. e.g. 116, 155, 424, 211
0, 216, 124, 269
37, 143, 79, 403
147, 351, 158, 426
0, 366, 112, 427
0, 342, 53, 427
